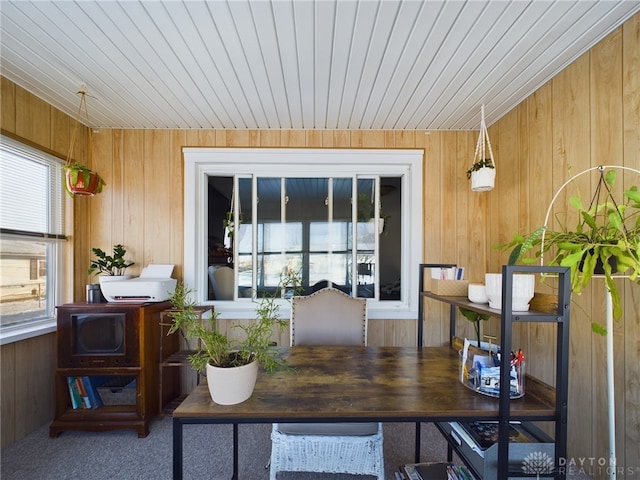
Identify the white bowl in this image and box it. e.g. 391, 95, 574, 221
467, 283, 488, 304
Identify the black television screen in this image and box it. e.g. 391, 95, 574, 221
73, 313, 125, 354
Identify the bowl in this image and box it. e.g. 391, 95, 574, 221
467, 283, 488, 304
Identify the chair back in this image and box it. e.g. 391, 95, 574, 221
290, 287, 367, 347
208, 265, 234, 300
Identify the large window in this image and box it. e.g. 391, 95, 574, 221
0, 136, 65, 344
183, 148, 423, 319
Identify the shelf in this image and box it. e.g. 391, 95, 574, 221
420, 291, 563, 322
158, 307, 212, 416
418, 264, 570, 480
161, 350, 198, 366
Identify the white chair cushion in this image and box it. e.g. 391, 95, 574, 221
276, 422, 380, 436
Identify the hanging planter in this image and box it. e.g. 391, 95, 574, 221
63, 161, 104, 196
467, 105, 496, 192
63, 88, 105, 197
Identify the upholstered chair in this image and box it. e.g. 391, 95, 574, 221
269, 287, 384, 480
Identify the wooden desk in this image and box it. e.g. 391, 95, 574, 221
172, 346, 555, 479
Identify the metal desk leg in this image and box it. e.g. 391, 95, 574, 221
173, 417, 183, 480
233, 423, 239, 480
414, 422, 421, 463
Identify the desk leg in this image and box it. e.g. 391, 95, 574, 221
232, 423, 239, 480
414, 422, 421, 463
173, 417, 183, 480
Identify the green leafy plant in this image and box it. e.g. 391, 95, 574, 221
63, 161, 105, 197
87, 244, 135, 276
466, 158, 494, 179
495, 171, 640, 332
458, 307, 490, 348
167, 268, 302, 374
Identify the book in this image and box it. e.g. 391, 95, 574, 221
81, 376, 103, 408
402, 463, 476, 480
67, 377, 82, 409
74, 376, 91, 409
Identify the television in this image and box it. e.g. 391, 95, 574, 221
57, 305, 140, 367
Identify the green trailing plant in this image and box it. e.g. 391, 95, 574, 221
63, 161, 105, 197
87, 244, 134, 276
466, 158, 494, 179
495, 170, 640, 333
458, 307, 490, 348
167, 268, 302, 374
62, 90, 105, 197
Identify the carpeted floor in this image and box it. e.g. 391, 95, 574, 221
1, 419, 592, 479
1, 420, 445, 480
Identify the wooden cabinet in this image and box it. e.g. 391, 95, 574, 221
418, 264, 571, 479
49, 301, 174, 438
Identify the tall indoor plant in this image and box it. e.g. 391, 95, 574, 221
167, 269, 301, 405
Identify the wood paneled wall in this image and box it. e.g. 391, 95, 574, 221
487, 15, 640, 477
1, 13, 639, 476
0, 76, 80, 448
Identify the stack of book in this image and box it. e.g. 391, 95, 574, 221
397, 462, 476, 480
66, 376, 103, 409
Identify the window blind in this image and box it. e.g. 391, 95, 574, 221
0, 135, 65, 239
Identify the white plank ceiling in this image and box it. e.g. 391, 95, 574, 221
1, 0, 639, 130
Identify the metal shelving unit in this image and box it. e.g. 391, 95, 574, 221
418, 263, 571, 479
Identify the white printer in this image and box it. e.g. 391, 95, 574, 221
100, 264, 177, 303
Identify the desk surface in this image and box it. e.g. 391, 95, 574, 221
173, 346, 555, 422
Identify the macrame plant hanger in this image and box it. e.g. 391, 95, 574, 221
470, 105, 496, 192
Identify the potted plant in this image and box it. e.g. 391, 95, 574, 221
466, 158, 495, 192
63, 90, 105, 197
167, 269, 301, 405
357, 192, 389, 235
63, 161, 105, 197
495, 171, 640, 332
87, 244, 135, 282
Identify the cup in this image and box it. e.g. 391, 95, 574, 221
467, 283, 488, 304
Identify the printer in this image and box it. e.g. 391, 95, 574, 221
100, 264, 177, 303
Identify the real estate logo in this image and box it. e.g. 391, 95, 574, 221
522, 451, 555, 478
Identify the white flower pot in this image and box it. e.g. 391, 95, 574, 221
471, 167, 496, 192
206, 358, 258, 405
484, 273, 535, 311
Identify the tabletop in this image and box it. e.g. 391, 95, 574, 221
173, 346, 555, 422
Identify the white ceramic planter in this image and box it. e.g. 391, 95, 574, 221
485, 273, 535, 311
471, 167, 496, 192
206, 359, 258, 405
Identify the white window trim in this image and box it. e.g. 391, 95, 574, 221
183, 148, 423, 320
0, 135, 67, 345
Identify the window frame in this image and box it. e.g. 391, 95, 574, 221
183, 148, 423, 320
0, 136, 66, 345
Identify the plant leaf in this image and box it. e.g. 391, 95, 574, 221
569, 195, 584, 211
591, 322, 607, 335
604, 169, 617, 187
